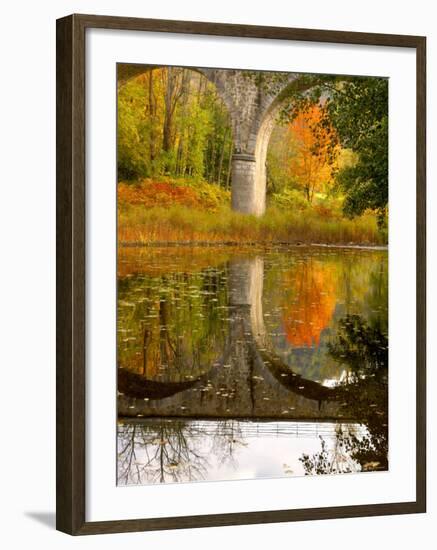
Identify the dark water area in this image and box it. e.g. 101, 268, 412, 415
117, 246, 388, 485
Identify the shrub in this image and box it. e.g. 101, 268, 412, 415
118, 178, 230, 211
270, 188, 310, 211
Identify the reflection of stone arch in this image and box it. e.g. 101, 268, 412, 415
118, 343, 233, 400
118, 64, 309, 216
118, 368, 199, 400
118, 257, 347, 419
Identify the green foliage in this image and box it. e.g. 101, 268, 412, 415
266, 125, 298, 193
278, 74, 389, 225
117, 68, 233, 185
270, 188, 309, 211
117, 78, 157, 179
328, 79, 388, 226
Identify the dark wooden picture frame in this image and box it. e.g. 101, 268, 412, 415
56, 13, 426, 535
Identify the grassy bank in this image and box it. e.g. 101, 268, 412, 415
118, 203, 385, 246
117, 179, 387, 246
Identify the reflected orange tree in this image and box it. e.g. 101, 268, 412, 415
282, 258, 338, 348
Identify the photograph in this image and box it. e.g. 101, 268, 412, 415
116, 64, 389, 486
0, 0, 430, 543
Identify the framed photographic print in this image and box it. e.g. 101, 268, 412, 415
56, 14, 426, 535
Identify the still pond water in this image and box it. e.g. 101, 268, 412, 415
117, 246, 388, 485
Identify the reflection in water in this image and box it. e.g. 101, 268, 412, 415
118, 419, 367, 485
118, 420, 210, 485
282, 259, 337, 347
117, 246, 388, 484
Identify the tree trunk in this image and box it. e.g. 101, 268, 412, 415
217, 128, 228, 186
226, 140, 233, 190
148, 71, 156, 162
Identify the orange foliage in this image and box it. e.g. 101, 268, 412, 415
282, 260, 337, 347
288, 105, 337, 202
118, 180, 203, 209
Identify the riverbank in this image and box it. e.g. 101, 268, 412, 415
120, 241, 388, 249
118, 203, 387, 247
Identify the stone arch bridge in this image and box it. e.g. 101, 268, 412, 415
118, 64, 305, 216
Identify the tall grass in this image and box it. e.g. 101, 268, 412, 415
118, 203, 386, 246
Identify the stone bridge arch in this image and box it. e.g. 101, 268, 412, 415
118, 64, 303, 216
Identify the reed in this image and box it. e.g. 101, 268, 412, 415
118, 203, 386, 246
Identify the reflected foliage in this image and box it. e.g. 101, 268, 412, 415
300, 426, 362, 475
118, 261, 229, 383
118, 420, 209, 484
329, 314, 388, 380
282, 258, 337, 348
117, 247, 388, 483
262, 248, 387, 384
300, 313, 388, 474
118, 420, 247, 485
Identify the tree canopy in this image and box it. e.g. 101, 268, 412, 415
118, 68, 233, 186
117, 66, 388, 245
278, 74, 388, 225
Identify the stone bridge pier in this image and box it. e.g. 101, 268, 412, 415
202, 69, 297, 216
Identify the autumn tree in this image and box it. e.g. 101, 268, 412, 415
278, 74, 388, 224
287, 104, 338, 203
117, 66, 233, 185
